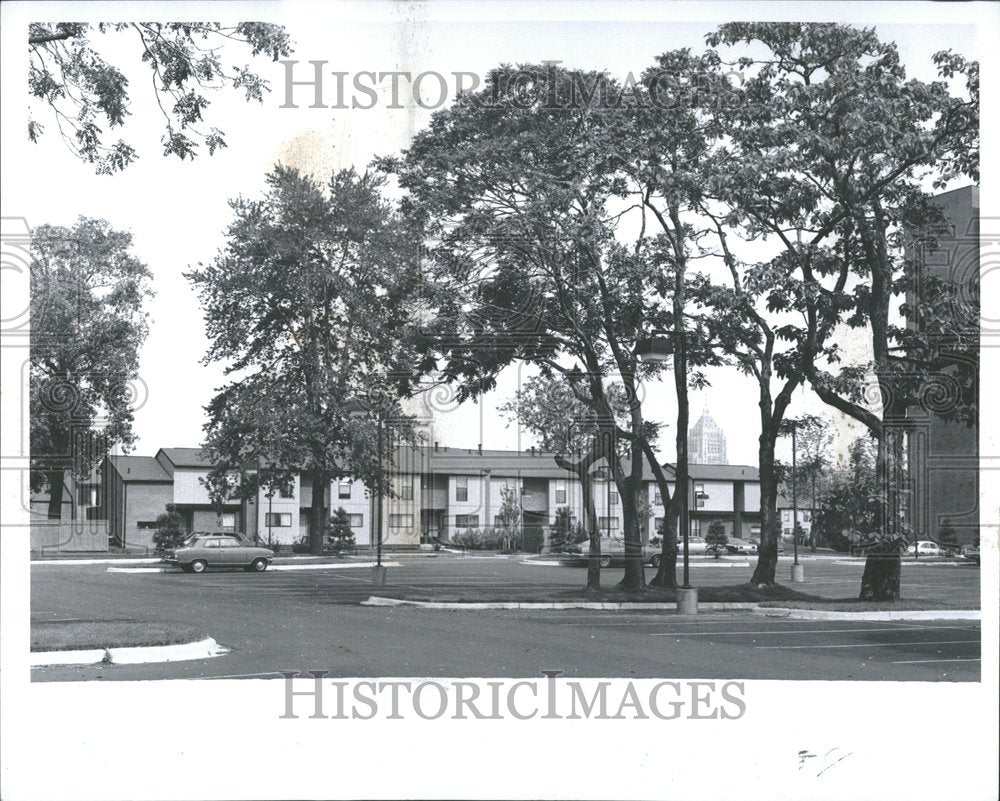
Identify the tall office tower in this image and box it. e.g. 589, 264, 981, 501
688, 406, 729, 465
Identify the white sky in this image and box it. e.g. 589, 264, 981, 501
1, 2, 991, 468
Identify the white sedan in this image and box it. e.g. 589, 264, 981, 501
905, 540, 946, 557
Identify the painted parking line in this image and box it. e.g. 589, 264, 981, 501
754, 639, 978, 650
892, 658, 982, 664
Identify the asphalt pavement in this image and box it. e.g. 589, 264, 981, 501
30, 554, 981, 682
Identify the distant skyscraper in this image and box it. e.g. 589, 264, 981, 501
689, 407, 728, 465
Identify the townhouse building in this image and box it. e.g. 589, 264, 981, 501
69, 443, 765, 553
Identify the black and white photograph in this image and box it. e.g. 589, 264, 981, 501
1, 1, 997, 799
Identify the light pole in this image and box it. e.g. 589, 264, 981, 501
349, 403, 387, 585
787, 418, 805, 583
636, 330, 697, 613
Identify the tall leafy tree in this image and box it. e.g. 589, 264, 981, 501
28, 22, 292, 173
187, 166, 424, 554
30, 216, 153, 519
387, 64, 681, 590
706, 23, 978, 599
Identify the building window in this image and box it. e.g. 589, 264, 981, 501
389, 514, 412, 528
609, 491, 619, 506
654, 517, 664, 533
77, 484, 98, 507
691, 519, 701, 537
221, 513, 236, 531
338, 480, 352, 499
694, 483, 705, 507
265, 512, 292, 527
279, 483, 294, 499
599, 517, 619, 532
400, 478, 413, 501
456, 476, 468, 502
555, 480, 567, 505
349, 514, 363, 528
455, 514, 478, 528
136, 521, 158, 530
654, 490, 662, 506
421, 473, 432, 489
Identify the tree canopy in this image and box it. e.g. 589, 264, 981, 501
30, 216, 153, 519
28, 22, 292, 173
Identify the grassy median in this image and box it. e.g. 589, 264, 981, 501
31, 620, 206, 652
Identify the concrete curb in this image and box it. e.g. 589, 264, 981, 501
108, 561, 402, 574
362, 596, 758, 611
33, 557, 160, 566
30, 637, 229, 668
362, 597, 981, 620
753, 607, 981, 621
832, 560, 971, 567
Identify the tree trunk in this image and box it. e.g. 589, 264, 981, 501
616, 436, 645, 590
641, 439, 678, 589
47, 468, 65, 520
810, 473, 817, 552
581, 467, 601, 591
310, 472, 328, 555
859, 550, 901, 600
750, 434, 780, 586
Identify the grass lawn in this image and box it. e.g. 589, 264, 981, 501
375, 583, 824, 604
31, 620, 206, 652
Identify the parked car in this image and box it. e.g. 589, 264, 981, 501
725, 539, 758, 555
905, 540, 946, 557
571, 537, 660, 568
962, 545, 980, 564
163, 533, 275, 573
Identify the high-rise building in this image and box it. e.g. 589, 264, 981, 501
688, 407, 728, 465
906, 185, 979, 546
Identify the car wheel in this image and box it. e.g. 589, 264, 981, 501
190, 559, 207, 574
599, 555, 612, 568
181, 564, 194, 574
251, 558, 268, 572
650, 554, 661, 568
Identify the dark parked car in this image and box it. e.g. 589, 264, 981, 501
163, 533, 274, 573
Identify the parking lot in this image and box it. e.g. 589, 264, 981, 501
30, 554, 981, 682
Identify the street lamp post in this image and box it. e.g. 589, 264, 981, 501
789, 419, 805, 583
636, 330, 697, 613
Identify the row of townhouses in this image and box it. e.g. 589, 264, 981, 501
30, 445, 772, 552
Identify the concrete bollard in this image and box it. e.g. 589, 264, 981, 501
371, 565, 387, 586
791, 563, 805, 583
677, 586, 699, 615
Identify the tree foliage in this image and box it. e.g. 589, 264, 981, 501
30, 217, 153, 519
153, 503, 186, 552
328, 507, 356, 551
187, 165, 424, 553
28, 22, 292, 173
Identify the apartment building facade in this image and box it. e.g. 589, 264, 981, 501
84, 443, 765, 552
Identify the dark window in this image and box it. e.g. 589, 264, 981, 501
338, 481, 352, 499
279, 483, 293, 499
456, 477, 468, 502
265, 512, 292, 527
389, 514, 412, 528
654, 491, 662, 506
599, 517, 618, 531
136, 521, 158, 529
400, 478, 413, 500
610, 491, 619, 506
555, 480, 567, 505
455, 514, 478, 528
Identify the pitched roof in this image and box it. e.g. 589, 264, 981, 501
685, 464, 759, 481
156, 448, 213, 468
106, 455, 171, 482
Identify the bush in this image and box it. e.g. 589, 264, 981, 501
327, 507, 356, 552
706, 520, 728, 558
453, 527, 523, 551
153, 503, 186, 554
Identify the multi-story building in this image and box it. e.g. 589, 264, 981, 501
80, 443, 766, 552
905, 185, 980, 546
688, 408, 728, 465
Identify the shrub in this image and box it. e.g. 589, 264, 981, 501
153, 503, 186, 554
706, 520, 728, 558
327, 507, 356, 552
